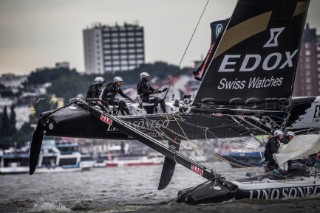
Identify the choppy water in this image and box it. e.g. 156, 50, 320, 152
1, 163, 320, 213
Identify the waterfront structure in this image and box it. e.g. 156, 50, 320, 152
83, 23, 145, 74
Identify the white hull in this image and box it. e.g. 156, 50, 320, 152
103, 156, 163, 167
35, 166, 82, 173
0, 167, 29, 174
0, 166, 82, 175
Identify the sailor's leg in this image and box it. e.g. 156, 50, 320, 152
120, 100, 130, 115
144, 105, 154, 114
265, 159, 278, 172
142, 97, 154, 114
153, 97, 159, 113
109, 100, 118, 115
118, 100, 127, 115
159, 99, 166, 113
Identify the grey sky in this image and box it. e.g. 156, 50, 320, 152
0, 0, 319, 75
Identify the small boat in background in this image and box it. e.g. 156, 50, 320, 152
0, 146, 29, 174
218, 150, 264, 168
0, 140, 91, 174
95, 143, 163, 167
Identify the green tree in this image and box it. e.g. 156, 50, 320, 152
28, 68, 79, 85
0, 122, 34, 149
99, 62, 182, 85
9, 104, 17, 135
47, 75, 89, 102
13, 122, 34, 145
26, 62, 184, 102
0, 106, 9, 137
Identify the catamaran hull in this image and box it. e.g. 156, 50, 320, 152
40, 96, 320, 141
177, 177, 320, 205
41, 102, 263, 140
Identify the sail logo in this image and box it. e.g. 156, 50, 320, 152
130, 119, 170, 129
263, 27, 285, 48
218, 49, 298, 73
191, 165, 203, 176
100, 114, 113, 125
248, 186, 320, 200
216, 24, 224, 38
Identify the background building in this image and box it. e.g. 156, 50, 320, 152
294, 23, 320, 96
55, 62, 70, 69
83, 23, 145, 74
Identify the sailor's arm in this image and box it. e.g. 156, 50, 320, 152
118, 89, 131, 101
270, 138, 280, 153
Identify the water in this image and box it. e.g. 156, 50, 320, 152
1, 164, 320, 213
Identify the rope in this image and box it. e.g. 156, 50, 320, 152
178, 0, 210, 68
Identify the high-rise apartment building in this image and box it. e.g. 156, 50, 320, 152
294, 24, 320, 96
83, 23, 145, 74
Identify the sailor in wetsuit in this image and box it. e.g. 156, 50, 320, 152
86, 76, 105, 103
284, 131, 295, 144
264, 129, 285, 172
137, 72, 168, 114
101, 76, 133, 115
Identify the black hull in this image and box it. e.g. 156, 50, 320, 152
178, 177, 320, 205
39, 96, 320, 141
41, 102, 264, 140
177, 181, 236, 204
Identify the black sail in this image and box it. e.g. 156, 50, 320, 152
193, 19, 228, 81
193, 0, 310, 113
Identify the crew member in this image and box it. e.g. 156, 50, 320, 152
137, 72, 168, 114
102, 76, 132, 115
264, 129, 285, 172
284, 131, 295, 144
86, 76, 105, 103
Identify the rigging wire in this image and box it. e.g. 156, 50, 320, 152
178, 0, 210, 69
164, 0, 210, 101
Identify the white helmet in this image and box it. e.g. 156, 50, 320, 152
140, 72, 149, 80
273, 129, 283, 136
286, 131, 295, 137
94, 76, 104, 84
114, 76, 123, 83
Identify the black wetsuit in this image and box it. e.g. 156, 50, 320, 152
137, 79, 166, 113
264, 137, 281, 171
86, 83, 103, 101
102, 83, 130, 115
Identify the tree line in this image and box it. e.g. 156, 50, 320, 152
28, 61, 185, 101
0, 61, 192, 149
0, 105, 34, 149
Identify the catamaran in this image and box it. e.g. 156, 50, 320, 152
29, 0, 320, 204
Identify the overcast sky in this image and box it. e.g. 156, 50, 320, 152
0, 0, 319, 76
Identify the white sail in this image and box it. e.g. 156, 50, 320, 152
274, 134, 320, 168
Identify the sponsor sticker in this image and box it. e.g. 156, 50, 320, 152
191, 165, 203, 176
100, 114, 113, 125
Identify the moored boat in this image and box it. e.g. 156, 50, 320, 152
0, 140, 90, 174
95, 143, 163, 167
